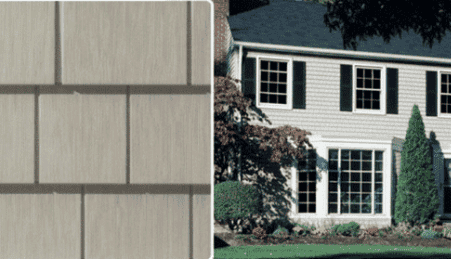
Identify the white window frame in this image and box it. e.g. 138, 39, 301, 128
256, 55, 293, 110
438, 70, 451, 118
328, 148, 385, 215
296, 149, 317, 214
352, 64, 387, 115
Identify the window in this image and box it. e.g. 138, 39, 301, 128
328, 149, 383, 214
257, 58, 292, 109
298, 149, 316, 213
353, 65, 386, 114
440, 73, 451, 115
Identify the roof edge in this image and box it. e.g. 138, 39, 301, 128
234, 41, 451, 66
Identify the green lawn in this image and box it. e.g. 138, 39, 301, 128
214, 244, 451, 258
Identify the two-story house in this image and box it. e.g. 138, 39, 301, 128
224, 0, 451, 229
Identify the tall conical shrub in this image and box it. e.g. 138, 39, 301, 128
394, 104, 439, 226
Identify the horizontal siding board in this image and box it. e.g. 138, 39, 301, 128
0, 2, 54, 84
85, 194, 189, 259
0, 194, 80, 259
39, 94, 126, 183
63, 2, 187, 84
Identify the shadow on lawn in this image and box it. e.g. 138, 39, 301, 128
217, 252, 451, 259
309, 253, 451, 259
214, 235, 230, 249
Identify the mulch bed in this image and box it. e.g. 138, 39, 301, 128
215, 231, 451, 249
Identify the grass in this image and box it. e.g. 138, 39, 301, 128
214, 243, 451, 258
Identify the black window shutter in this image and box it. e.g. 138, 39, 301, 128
340, 65, 353, 111
386, 68, 399, 114
242, 57, 256, 105
426, 71, 437, 117
293, 61, 306, 109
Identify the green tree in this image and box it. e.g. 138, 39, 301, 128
214, 76, 313, 231
306, 0, 451, 50
394, 104, 439, 226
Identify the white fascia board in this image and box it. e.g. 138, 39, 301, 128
234, 41, 451, 65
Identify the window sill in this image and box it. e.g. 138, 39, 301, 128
352, 110, 386, 116
257, 104, 292, 110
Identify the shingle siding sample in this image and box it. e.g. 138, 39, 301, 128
0, 2, 54, 84
62, 2, 188, 85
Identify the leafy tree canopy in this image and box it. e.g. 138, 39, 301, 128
306, 0, 451, 50
214, 76, 312, 183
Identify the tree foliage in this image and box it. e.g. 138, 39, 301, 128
307, 0, 451, 50
214, 180, 263, 233
214, 76, 312, 184
394, 105, 439, 226
214, 76, 313, 232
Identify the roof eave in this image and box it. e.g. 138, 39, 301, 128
234, 41, 451, 67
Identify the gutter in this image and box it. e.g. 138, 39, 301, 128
234, 41, 451, 67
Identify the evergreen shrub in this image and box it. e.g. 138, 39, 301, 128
214, 180, 262, 222
394, 105, 440, 226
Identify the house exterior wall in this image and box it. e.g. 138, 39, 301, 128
232, 46, 451, 228
0, 2, 212, 259
243, 50, 451, 151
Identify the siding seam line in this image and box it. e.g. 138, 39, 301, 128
55, 1, 62, 85
34, 85, 39, 184
81, 185, 85, 259
188, 3, 193, 258
189, 185, 194, 259
187, 1, 192, 86
126, 85, 130, 184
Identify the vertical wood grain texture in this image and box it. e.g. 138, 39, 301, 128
130, 93, 211, 184
192, 1, 212, 85
193, 193, 211, 259
85, 194, 189, 259
0, 2, 54, 84
39, 94, 126, 183
62, 2, 187, 85
0, 94, 35, 183
0, 194, 80, 259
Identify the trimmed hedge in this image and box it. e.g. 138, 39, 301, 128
214, 180, 262, 222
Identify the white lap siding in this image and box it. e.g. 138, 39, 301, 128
243, 51, 451, 151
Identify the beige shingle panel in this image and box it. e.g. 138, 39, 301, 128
192, 1, 212, 85
0, 93, 34, 183
39, 92, 126, 183
0, 2, 54, 84
62, 2, 187, 85
193, 193, 212, 259
130, 92, 211, 184
85, 194, 189, 259
0, 194, 80, 259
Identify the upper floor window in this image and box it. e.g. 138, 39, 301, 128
353, 65, 386, 114
440, 73, 451, 115
257, 58, 292, 109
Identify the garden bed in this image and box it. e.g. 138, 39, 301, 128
214, 222, 451, 249
216, 231, 451, 248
